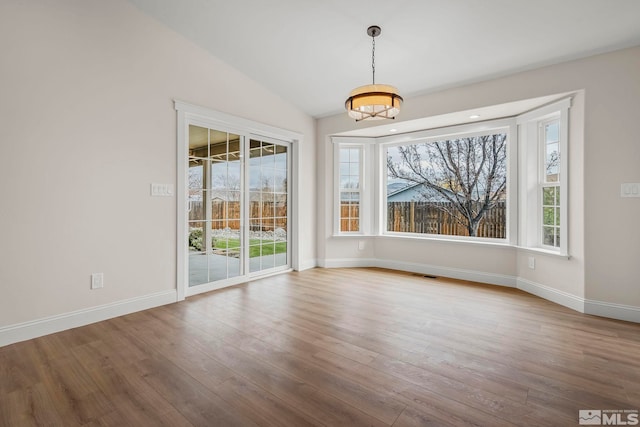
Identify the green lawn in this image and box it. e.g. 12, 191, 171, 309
214, 238, 286, 258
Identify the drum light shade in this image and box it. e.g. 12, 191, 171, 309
345, 84, 403, 121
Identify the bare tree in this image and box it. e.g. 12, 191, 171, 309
188, 163, 203, 190
212, 173, 241, 200
387, 134, 507, 236
546, 151, 560, 180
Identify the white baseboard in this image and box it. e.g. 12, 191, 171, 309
584, 299, 640, 323
321, 258, 640, 324
321, 258, 516, 287
375, 259, 517, 288
321, 258, 377, 269
297, 258, 318, 271
0, 290, 177, 347
516, 278, 585, 312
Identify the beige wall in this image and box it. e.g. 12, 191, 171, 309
0, 0, 316, 327
317, 45, 640, 310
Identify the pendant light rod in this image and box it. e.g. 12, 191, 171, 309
368, 25, 380, 85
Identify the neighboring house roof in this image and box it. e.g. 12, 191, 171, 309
340, 182, 504, 203
387, 183, 454, 202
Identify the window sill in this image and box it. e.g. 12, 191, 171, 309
330, 234, 570, 259
516, 246, 570, 259
332, 233, 372, 238
378, 233, 512, 249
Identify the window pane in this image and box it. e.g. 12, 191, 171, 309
264, 173, 276, 193
542, 187, 555, 205
338, 175, 349, 191
188, 223, 205, 251
544, 120, 560, 183
340, 148, 349, 162
208, 135, 227, 162
262, 144, 275, 168
189, 252, 209, 286
386, 133, 507, 239
348, 176, 359, 189
543, 227, 555, 246
275, 197, 286, 215
274, 145, 287, 170
545, 122, 559, 143
275, 242, 287, 267
349, 148, 359, 162
338, 147, 361, 233
189, 125, 209, 158
346, 192, 359, 204
274, 171, 286, 193
188, 191, 204, 221
349, 203, 359, 219
210, 161, 226, 189
228, 135, 240, 159
540, 183, 560, 248
188, 162, 203, 190
543, 207, 555, 226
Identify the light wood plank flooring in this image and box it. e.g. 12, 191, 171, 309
1, 268, 639, 426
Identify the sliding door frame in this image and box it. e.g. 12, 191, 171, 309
246, 134, 292, 278
175, 100, 302, 300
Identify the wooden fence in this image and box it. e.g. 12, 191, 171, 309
339, 204, 360, 232
189, 201, 287, 231
386, 201, 506, 238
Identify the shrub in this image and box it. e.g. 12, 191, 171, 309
188, 228, 203, 251
188, 229, 217, 252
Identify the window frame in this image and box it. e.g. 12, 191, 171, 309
332, 137, 375, 236
378, 119, 517, 244
539, 118, 561, 249
175, 100, 302, 300
516, 98, 570, 256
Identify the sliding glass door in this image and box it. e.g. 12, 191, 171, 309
188, 126, 243, 287
186, 125, 290, 293
249, 138, 289, 275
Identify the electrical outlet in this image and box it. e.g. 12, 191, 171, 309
358, 240, 365, 251
528, 257, 535, 270
91, 273, 104, 289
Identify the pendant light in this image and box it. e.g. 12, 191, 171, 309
345, 25, 403, 121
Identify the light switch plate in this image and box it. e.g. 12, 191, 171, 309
151, 183, 174, 197
621, 183, 640, 198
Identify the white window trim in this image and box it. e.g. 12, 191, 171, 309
516, 97, 570, 256
332, 137, 375, 236
378, 118, 517, 245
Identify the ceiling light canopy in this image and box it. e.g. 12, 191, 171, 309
345, 26, 403, 122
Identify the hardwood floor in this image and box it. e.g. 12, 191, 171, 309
1, 267, 639, 426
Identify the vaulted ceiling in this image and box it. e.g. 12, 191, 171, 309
129, 0, 640, 118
